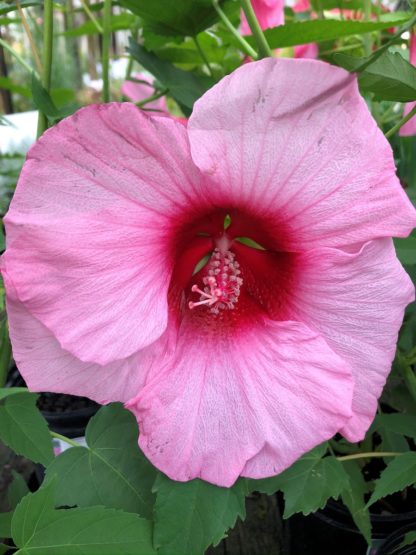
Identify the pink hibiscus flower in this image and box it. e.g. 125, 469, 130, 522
2, 59, 415, 487
240, 0, 284, 36
399, 31, 416, 137
121, 72, 167, 113
293, 0, 319, 59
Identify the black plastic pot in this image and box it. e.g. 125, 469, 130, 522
6, 365, 99, 438
288, 499, 416, 555
374, 524, 416, 555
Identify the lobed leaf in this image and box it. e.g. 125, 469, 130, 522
12, 481, 156, 555
367, 452, 416, 507
0, 391, 53, 466
341, 461, 372, 545
153, 474, 247, 555
248, 444, 349, 518
45, 403, 157, 518
8, 471, 29, 510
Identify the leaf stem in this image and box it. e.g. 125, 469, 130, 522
135, 88, 168, 108
15, 0, 42, 74
337, 451, 401, 462
240, 0, 273, 59
212, 0, 258, 59
36, 0, 54, 138
193, 35, 214, 77
102, 0, 112, 102
80, 0, 103, 34
385, 104, 416, 139
50, 431, 81, 448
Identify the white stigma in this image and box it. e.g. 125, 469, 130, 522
188, 248, 243, 314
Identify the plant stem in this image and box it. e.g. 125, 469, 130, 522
36, 0, 53, 138
15, 0, 42, 74
80, 0, 103, 33
212, 0, 258, 59
385, 104, 416, 139
193, 35, 214, 77
0, 38, 36, 76
337, 451, 401, 462
363, 0, 373, 57
50, 431, 81, 448
102, 0, 112, 102
135, 88, 168, 108
240, 0, 273, 59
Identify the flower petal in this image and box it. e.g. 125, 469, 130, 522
240, 0, 284, 35
3, 104, 204, 364
290, 239, 414, 441
121, 73, 167, 113
188, 58, 416, 248
399, 101, 416, 137
126, 318, 353, 486
6, 295, 149, 404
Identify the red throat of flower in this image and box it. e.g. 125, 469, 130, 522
170, 209, 299, 332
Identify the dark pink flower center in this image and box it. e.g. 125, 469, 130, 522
170, 208, 300, 333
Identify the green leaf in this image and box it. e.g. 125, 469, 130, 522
153, 474, 247, 555
395, 531, 416, 553
395, 234, 416, 265
341, 461, 372, 545
255, 18, 410, 49
60, 13, 134, 37
0, 388, 27, 401
332, 51, 370, 71
120, 0, 225, 37
45, 403, 156, 518
334, 50, 416, 102
0, 512, 12, 538
248, 443, 327, 495
0, 1, 42, 15
249, 444, 348, 518
374, 413, 416, 440
0, 543, 10, 555
359, 51, 416, 102
31, 74, 75, 121
0, 392, 53, 466
367, 452, 416, 507
12, 481, 156, 555
311, 0, 373, 11
0, 77, 31, 99
8, 471, 29, 510
128, 39, 214, 112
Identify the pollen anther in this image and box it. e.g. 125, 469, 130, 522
189, 248, 242, 313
